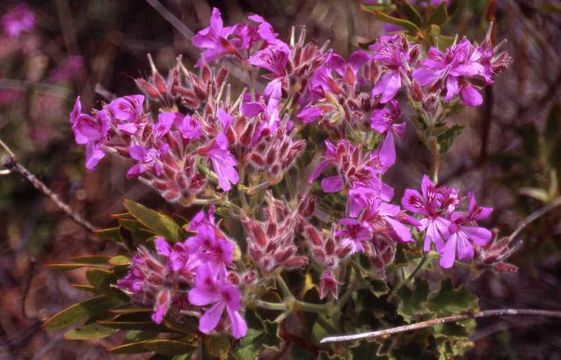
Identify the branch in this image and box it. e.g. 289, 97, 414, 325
320, 308, 561, 344
1, 139, 97, 233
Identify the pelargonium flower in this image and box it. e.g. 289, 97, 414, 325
370, 34, 419, 103
370, 100, 405, 139
412, 40, 488, 107
192, 8, 240, 64
186, 221, 234, 270
117, 237, 194, 324
1, 4, 35, 38
401, 175, 457, 252
107, 95, 145, 134
319, 271, 342, 300
402, 176, 493, 268
201, 132, 239, 192
127, 143, 169, 178
309, 134, 395, 194
188, 264, 247, 339
69, 97, 110, 170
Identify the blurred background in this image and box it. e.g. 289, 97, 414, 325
0, 0, 560, 358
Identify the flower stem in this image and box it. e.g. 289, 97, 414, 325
430, 136, 440, 183
390, 254, 429, 296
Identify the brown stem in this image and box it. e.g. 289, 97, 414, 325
1, 148, 97, 234
320, 308, 561, 344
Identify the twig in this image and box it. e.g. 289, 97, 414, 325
320, 308, 561, 344
146, 0, 194, 38
1, 140, 97, 233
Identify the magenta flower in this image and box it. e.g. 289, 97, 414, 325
188, 264, 247, 339
127, 143, 169, 177
1, 4, 35, 38
336, 218, 373, 253
401, 175, 457, 252
69, 97, 110, 170
192, 8, 237, 66
186, 222, 234, 269
370, 34, 418, 103
439, 214, 492, 268
412, 40, 487, 107
248, 44, 290, 78
370, 100, 405, 139
118, 237, 194, 324
107, 95, 145, 134
177, 114, 202, 141
204, 132, 239, 192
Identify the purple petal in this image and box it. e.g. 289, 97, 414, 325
373, 71, 401, 103
227, 308, 247, 339
385, 217, 413, 243
151, 289, 171, 324
460, 85, 483, 107
154, 236, 171, 256
439, 235, 457, 269
455, 232, 474, 261
321, 176, 344, 193
188, 287, 219, 307
462, 226, 492, 246
198, 302, 225, 334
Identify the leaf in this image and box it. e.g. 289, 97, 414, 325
427, 280, 478, 316
46, 263, 108, 271
109, 255, 131, 266
69, 255, 109, 264
437, 125, 464, 154
43, 296, 125, 331
64, 323, 117, 340
95, 227, 122, 243
124, 199, 181, 242
373, 10, 421, 34
429, 3, 449, 25
71, 284, 97, 293
86, 269, 114, 293
109, 339, 196, 356
396, 279, 431, 323
205, 335, 232, 359
519, 187, 550, 203
370, 279, 390, 297
98, 320, 163, 331
397, 3, 422, 26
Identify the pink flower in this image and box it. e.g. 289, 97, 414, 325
205, 133, 239, 192
1, 4, 35, 38
107, 95, 145, 134
127, 144, 169, 177
186, 222, 234, 270
188, 264, 247, 339
370, 100, 406, 139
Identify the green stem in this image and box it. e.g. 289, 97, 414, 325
430, 136, 440, 184
255, 300, 288, 311
276, 275, 294, 300
391, 254, 429, 296
238, 165, 249, 210
294, 300, 331, 314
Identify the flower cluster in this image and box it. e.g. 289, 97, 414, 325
68, 6, 510, 344
402, 176, 493, 268
118, 208, 248, 338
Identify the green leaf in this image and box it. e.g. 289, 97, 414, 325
396, 279, 431, 323
86, 269, 114, 293
64, 323, 117, 340
437, 125, 464, 154
370, 279, 390, 297
98, 320, 164, 331
373, 10, 421, 34
519, 187, 550, 203
71, 284, 97, 293
43, 296, 125, 331
95, 227, 122, 243
205, 335, 232, 359
124, 199, 181, 242
69, 255, 109, 264
109, 255, 131, 266
427, 280, 478, 316
429, 3, 449, 25
109, 339, 196, 356
397, 3, 422, 26
46, 263, 108, 271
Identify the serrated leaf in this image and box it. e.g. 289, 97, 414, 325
396, 279, 431, 323
109, 339, 196, 356
373, 10, 421, 34
370, 279, 390, 297
437, 125, 464, 154
429, 3, 449, 25
124, 199, 181, 242
64, 323, 117, 340
427, 280, 478, 316
43, 296, 125, 331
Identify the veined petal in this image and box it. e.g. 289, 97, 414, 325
198, 302, 226, 334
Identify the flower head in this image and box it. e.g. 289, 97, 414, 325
188, 264, 247, 339
1, 4, 35, 38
